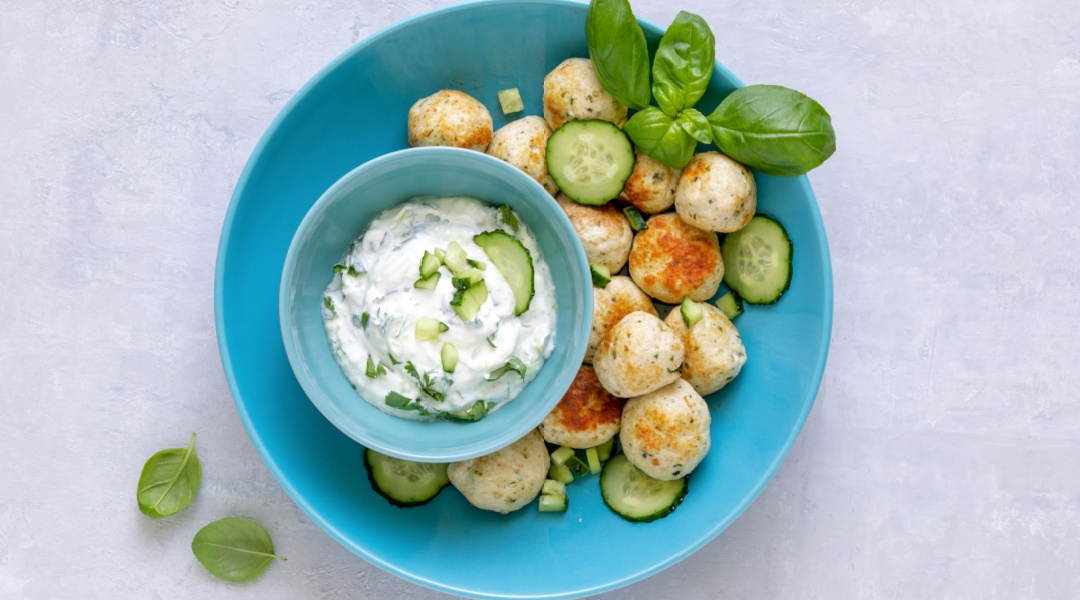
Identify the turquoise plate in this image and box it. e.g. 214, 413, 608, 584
214, 1, 833, 597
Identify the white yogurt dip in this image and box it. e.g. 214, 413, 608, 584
322, 197, 557, 421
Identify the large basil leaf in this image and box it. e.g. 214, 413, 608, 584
707, 84, 836, 176
191, 517, 286, 583
137, 432, 202, 519
586, 0, 651, 110
652, 11, 715, 117
676, 108, 712, 143
625, 107, 697, 169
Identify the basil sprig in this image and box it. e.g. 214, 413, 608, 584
191, 517, 286, 583
586, 1, 836, 175
707, 84, 836, 176
585, 0, 651, 110
651, 12, 715, 117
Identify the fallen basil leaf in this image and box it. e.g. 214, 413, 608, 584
707, 84, 836, 176
137, 432, 202, 519
625, 107, 697, 169
586, 0, 651, 110
676, 108, 712, 144
191, 517, 286, 583
652, 11, 715, 117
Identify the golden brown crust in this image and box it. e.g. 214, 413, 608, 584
628, 213, 724, 303
619, 150, 679, 214
539, 366, 624, 449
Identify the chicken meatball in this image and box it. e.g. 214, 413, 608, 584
586, 276, 657, 364
557, 193, 633, 273
542, 58, 627, 130
593, 311, 684, 398
619, 150, 680, 214
628, 212, 724, 304
663, 302, 747, 395
407, 89, 493, 152
620, 378, 711, 480
674, 152, 756, 232
447, 429, 549, 514
539, 365, 624, 448
487, 116, 559, 196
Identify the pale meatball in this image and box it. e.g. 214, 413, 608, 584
447, 430, 549, 514
628, 212, 724, 304
487, 116, 559, 196
663, 302, 747, 395
557, 193, 633, 273
620, 378, 711, 480
619, 150, 680, 214
543, 58, 627, 130
674, 152, 756, 232
407, 90, 493, 152
593, 311, 684, 398
539, 365, 625, 448
586, 276, 657, 364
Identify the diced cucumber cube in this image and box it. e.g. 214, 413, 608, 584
590, 262, 611, 288
419, 250, 441, 278
434, 248, 446, 262
595, 437, 615, 462
550, 446, 575, 467
497, 88, 524, 114
542, 479, 566, 497
548, 463, 573, 484
538, 493, 568, 513
444, 241, 468, 274
451, 280, 488, 321
413, 272, 441, 290
680, 296, 703, 328
586, 447, 602, 475
467, 259, 487, 270
452, 267, 484, 290
716, 291, 744, 320
415, 318, 448, 341
441, 342, 458, 373
623, 206, 648, 231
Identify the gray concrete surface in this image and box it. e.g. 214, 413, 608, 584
2, 0, 1078, 598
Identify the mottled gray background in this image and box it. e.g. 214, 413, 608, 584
2, 0, 1078, 598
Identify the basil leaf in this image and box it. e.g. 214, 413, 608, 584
585, 0, 651, 110
137, 432, 202, 519
625, 107, 697, 169
485, 358, 527, 382
652, 11, 715, 116
707, 84, 836, 176
191, 517, 286, 583
677, 108, 712, 144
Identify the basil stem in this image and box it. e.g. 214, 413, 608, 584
652, 11, 715, 117
585, 0, 651, 110
707, 84, 836, 176
625, 107, 697, 169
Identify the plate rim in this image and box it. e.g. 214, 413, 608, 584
214, 0, 834, 597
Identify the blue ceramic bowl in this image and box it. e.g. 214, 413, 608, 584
216, 1, 832, 597
279, 147, 591, 463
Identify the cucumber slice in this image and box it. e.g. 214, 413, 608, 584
720, 215, 793, 305
716, 291, 744, 319
538, 493, 568, 513
419, 250, 441, 279
590, 262, 611, 288
444, 241, 468, 274
441, 342, 458, 373
473, 230, 534, 315
415, 318, 448, 342
546, 120, 634, 205
450, 280, 488, 321
413, 272, 440, 290
548, 463, 574, 484
623, 206, 648, 231
452, 267, 484, 290
364, 448, 450, 508
542, 479, 566, 497
595, 437, 615, 462
600, 454, 687, 523
680, 297, 703, 328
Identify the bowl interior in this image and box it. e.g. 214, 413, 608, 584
280, 147, 591, 462
217, 1, 831, 598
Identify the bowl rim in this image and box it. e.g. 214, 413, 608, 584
214, 0, 834, 597
277, 145, 592, 462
